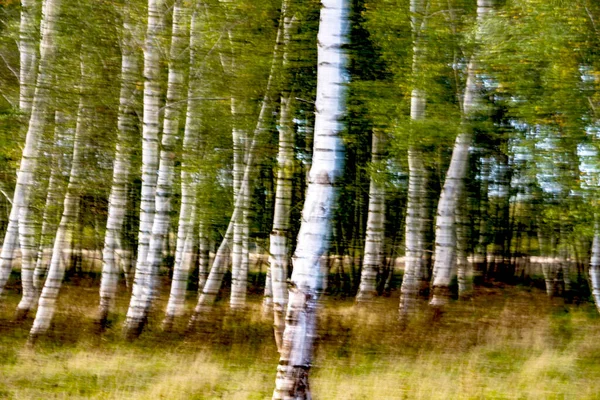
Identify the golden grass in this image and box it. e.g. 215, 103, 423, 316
2, 280, 600, 399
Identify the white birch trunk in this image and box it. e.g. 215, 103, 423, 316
33, 111, 72, 291
430, 0, 492, 307
19, 0, 38, 118
399, 0, 432, 316
0, 0, 61, 296
356, 129, 386, 302
98, 5, 141, 325
268, 92, 295, 349
30, 64, 88, 338
230, 97, 251, 311
124, 0, 166, 336
126, 0, 188, 336
163, 4, 203, 324
272, 0, 348, 396
590, 220, 600, 313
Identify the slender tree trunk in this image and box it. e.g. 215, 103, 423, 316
272, 0, 348, 397
230, 96, 251, 311
0, 0, 61, 296
430, 0, 493, 307
163, 5, 204, 327
263, 0, 294, 348
30, 59, 88, 338
126, 0, 188, 337
399, 0, 432, 317
456, 186, 472, 298
189, 0, 291, 322
124, 0, 166, 337
356, 130, 386, 302
268, 93, 295, 348
97, 4, 141, 326
590, 219, 600, 313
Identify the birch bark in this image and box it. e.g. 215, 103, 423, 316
164, 5, 205, 327
264, 1, 294, 334
590, 219, 600, 313
126, 0, 188, 337
272, 0, 348, 396
356, 129, 386, 302
30, 59, 89, 338
399, 0, 430, 316
98, 4, 141, 326
268, 91, 295, 349
124, 0, 166, 336
430, 0, 493, 307
0, 0, 61, 296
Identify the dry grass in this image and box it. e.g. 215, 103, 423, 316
2, 278, 600, 399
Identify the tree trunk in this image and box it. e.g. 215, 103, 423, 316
272, 0, 349, 396
126, 0, 188, 337
0, 0, 61, 296
189, 0, 291, 322
430, 0, 493, 307
264, 0, 294, 349
124, 0, 166, 338
356, 129, 386, 302
590, 219, 600, 313
98, 3, 141, 326
30, 59, 88, 338
163, 4, 207, 328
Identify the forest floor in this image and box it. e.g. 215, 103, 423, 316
1, 275, 600, 399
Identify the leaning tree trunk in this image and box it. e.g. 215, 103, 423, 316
30, 60, 89, 339
97, 4, 141, 327
189, 0, 290, 323
163, 5, 205, 328
356, 129, 386, 302
430, 0, 493, 307
124, 0, 166, 337
272, 0, 349, 397
126, 0, 188, 338
0, 0, 60, 296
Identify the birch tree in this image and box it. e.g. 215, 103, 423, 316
0, 0, 60, 296
126, 0, 188, 337
30, 57, 90, 338
272, 0, 349, 396
124, 0, 166, 337
356, 129, 386, 302
164, 4, 205, 328
98, 2, 142, 327
430, 0, 493, 307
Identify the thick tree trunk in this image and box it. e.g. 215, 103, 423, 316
124, 0, 166, 337
0, 0, 61, 296
430, 0, 492, 307
356, 130, 386, 302
126, 0, 188, 337
30, 62, 88, 338
272, 0, 348, 397
97, 5, 141, 326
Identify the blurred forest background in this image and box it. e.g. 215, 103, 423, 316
2, 0, 600, 398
